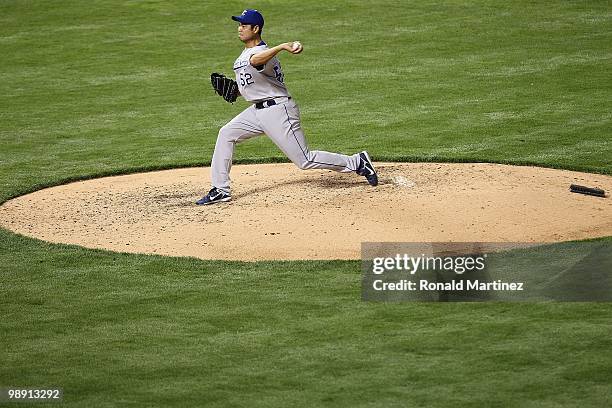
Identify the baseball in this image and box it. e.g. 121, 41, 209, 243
292, 41, 302, 51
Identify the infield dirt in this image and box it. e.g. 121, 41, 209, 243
1, 163, 611, 260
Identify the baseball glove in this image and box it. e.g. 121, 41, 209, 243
211, 72, 239, 103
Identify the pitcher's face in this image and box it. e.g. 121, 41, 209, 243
238, 23, 259, 42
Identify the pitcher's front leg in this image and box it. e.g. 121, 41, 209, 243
210, 108, 263, 194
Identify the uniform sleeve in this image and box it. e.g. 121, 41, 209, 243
248, 46, 268, 72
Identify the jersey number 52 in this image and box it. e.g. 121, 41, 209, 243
239, 72, 254, 86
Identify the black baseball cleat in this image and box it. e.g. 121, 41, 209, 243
356, 151, 378, 186
196, 187, 231, 205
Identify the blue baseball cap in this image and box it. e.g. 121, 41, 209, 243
231, 9, 264, 29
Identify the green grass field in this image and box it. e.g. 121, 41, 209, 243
1, 1, 611, 406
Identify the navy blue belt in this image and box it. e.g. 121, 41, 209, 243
255, 97, 291, 109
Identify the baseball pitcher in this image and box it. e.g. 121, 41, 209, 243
198, 9, 378, 205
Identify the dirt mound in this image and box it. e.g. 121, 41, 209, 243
1, 163, 610, 260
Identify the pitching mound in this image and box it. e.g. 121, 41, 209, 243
1, 163, 611, 260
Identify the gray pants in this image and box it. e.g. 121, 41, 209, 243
211, 98, 360, 194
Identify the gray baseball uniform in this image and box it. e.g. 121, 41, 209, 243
210, 41, 361, 194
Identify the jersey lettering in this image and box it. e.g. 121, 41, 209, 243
273, 65, 284, 83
